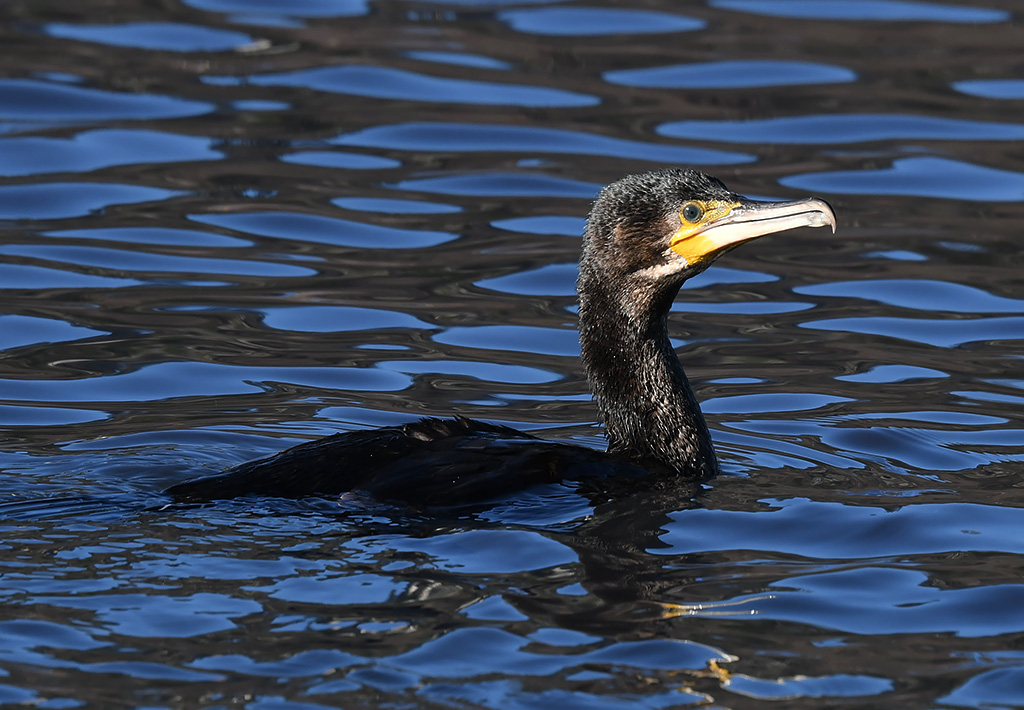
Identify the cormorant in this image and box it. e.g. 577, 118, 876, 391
165, 169, 835, 506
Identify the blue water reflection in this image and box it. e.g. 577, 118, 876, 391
378, 359, 559, 385
2, 1, 1024, 708
659, 114, 1024, 144
333, 197, 461, 214
954, 80, 1024, 99
1, 244, 314, 277
183, 0, 369, 18
0, 405, 107, 426
493, 215, 583, 235
836, 364, 946, 383
661, 499, 1024, 557
479, 263, 577, 296
390, 172, 599, 198
262, 306, 431, 332
0, 130, 220, 176
334, 122, 753, 164
436, 325, 579, 357
607, 60, 855, 89
0, 183, 183, 219
783, 157, 1024, 201
761, 566, 1024, 635
0, 362, 411, 401
404, 51, 513, 71
712, 0, 1008, 22
0, 263, 140, 289
797, 280, 1024, 313
803, 315, 1024, 348
47, 227, 251, 248
193, 212, 456, 248
249, 66, 599, 107
0, 315, 102, 349
387, 529, 577, 572
282, 151, 402, 170
499, 7, 705, 36
45, 22, 254, 51
0, 78, 212, 124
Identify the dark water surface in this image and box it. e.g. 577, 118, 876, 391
2, 0, 1023, 707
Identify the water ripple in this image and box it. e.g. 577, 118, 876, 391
797, 279, 1024, 313
942, 668, 1024, 708
280, 151, 401, 170
389, 172, 599, 198
435, 325, 579, 357
0, 78, 212, 129
334, 122, 753, 165
0, 244, 313, 278
192, 212, 455, 248
45, 22, 255, 52
663, 499, 1024, 557
803, 316, 1024, 348
249, 66, 599, 107
262, 306, 431, 333
479, 263, 576, 296
2, 3, 1023, 708
712, 0, 1009, 22
607, 60, 855, 89
0, 405, 107, 426
0, 183, 184, 220
0, 129, 220, 177
499, 7, 705, 36
0, 263, 139, 289
782, 157, 1024, 201
333, 196, 461, 214
0, 315, 102, 350
0, 362, 410, 402
39, 592, 262, 638
378, 359, 558, 385
46, 226, 250, 248
404, 51, 513, 71
659, 114, 1024, 144
954, 80, 1024, 100
836, 364, 947, 383
182, 0, 369, 19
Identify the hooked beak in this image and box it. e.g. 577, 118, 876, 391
671, 197, 836, 265
703, 197, 836, 245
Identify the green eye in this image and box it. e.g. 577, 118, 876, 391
682, 203, 703, 223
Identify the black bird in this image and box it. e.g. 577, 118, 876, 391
165, 169, 835, 506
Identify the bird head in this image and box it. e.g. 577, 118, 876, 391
582, 168, 836, 288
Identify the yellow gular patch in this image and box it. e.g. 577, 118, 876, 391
669, 200, 742, 265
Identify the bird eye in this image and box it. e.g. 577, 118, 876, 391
682, 203, 703, 223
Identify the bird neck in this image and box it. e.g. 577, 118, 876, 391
577, 268, 718, 478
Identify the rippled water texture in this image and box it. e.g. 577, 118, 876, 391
2, 1, 1023, 708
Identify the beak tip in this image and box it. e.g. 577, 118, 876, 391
809, 198, 837, 234
806, 209, 837, 233
821, 199, 837, 234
